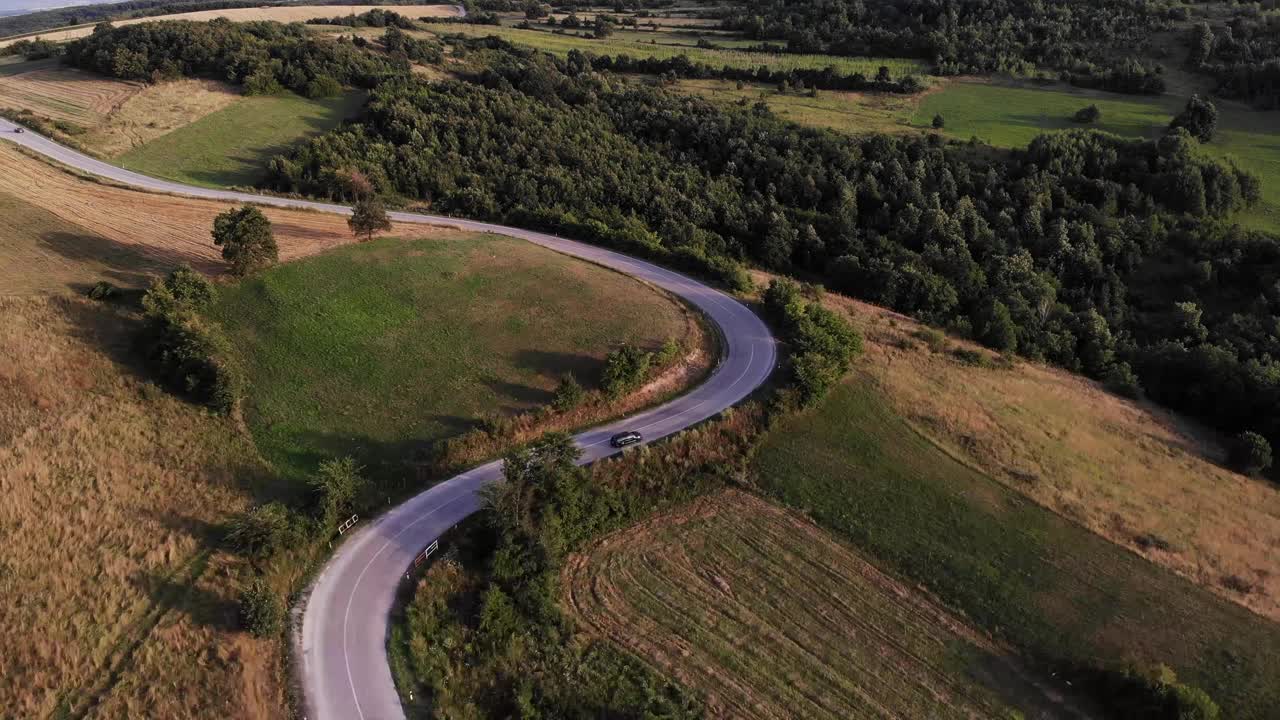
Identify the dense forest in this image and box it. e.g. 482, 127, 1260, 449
1190, 15, 1280, 108
717, 0, 1180, 93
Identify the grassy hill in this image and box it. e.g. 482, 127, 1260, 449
206, 233, 703, 483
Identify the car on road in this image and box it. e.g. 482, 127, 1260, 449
610, 430, 643, 448
13, 128, 23, 133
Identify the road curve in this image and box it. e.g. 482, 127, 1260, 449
1, 118, 776, 719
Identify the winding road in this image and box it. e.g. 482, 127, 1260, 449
1, 118, 776, 719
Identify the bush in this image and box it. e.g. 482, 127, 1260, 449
304, 74, 343, 99
238, 578, 284, 637
86, 280, 117, 301
226, 502, 296, 563
164, 264, 214, 307
551, 373, 585, 411
931, 113, 945, 129
1073, 104, 1101, 123
1066, 663, 1219, 720
792, 351, 841, 405
1229, 431, 1273, 476
1168, 94, 1218, 142
1103, 361, 1143, 399
601, 344, 653, 398
310, 456, 368, 528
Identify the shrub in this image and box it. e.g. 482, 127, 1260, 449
238, 578, 283, 637
551, 373, 585, 412
1229, 431, 1273, 476
305, 74, 343, 99
310, 456, 368, 528
1168, 94, 1218, 142
212, 205, 277, 276
226, 502, 296, 563
1103, 361, 1143, 399
86, 280, 117, 301
1073, 104, 1101, 123
931, 113, 945, 129
164, 264, 215, 308
792, 351, 841, 405
601, 344, 653, 398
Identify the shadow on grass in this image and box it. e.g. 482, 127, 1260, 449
38, 229, 219, 293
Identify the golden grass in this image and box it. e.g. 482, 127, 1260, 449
82, 78, 240, 157
0, 296, 286, 718
0, 4, 463, 47
814, 287, 1280, 620
0, 58, 140, 125
564, 489, 1077, 719
0, 143, 452, 293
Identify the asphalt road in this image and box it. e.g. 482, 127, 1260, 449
0, 119, 777, 720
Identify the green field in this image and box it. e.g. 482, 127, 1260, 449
206, 233, 691, 482
421, 23, 926, 77
914, 81, 1280, 234
117, 90, 365, 188
752, 374, 1280, 719
676, 78, 917, 135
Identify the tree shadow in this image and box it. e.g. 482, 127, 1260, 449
37, 229, 219, 293
130, 564, 239, 634
484, 377, 552, 407
513, 348, 603, 386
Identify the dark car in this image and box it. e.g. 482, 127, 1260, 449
13, 128, 23, 134
610, 431, 643, 448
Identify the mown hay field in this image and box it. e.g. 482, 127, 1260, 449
0, 55, 139, 125
0, 4, 461, 47
564, 489, 1078, 719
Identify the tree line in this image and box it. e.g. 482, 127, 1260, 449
716, 0, 1182, 94
259, 45, 1278, 466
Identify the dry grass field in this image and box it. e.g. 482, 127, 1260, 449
0, 4, 462, 47
0, 56, 139, 125
816, 288, 1280, 620
81, 78, 240, 157
563, 490, 1080, 720
0, 143, 451, 293
0, 296, 286, 718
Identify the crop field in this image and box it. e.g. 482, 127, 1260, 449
83, 78, 240, 157
207, 234, 701, 482
0, 143, 446, 292
0, 4, 461, 47
752, 373, 1280, 718
0, 55, 139, 125
564, 489, 1080, 719
0, 296, 285, 718
117, 89, 366, 188
420, 23, 927, 78
825, 294, 1280, 620
676, 78, 918, 135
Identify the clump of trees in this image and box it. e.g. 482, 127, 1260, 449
138, 264, 239, 413
305, 9, 415, 28
212, 205, 277, 275
1187, 15, 1280, 109
763, 279, 863, 404
1168, 95, 1218, 143
1230, 431, 1273, 477
63, 18, 407, 92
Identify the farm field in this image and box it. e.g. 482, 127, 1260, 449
0, 143, 446, 292
676, 78, 917, 135
117, 90, 366, 188
419, 23, 926, 78
563, 489, 1079, 719
207, 234, 704, 483
752, 373, 1280, 718
82, 78, 240, 157
0, 4, 461, 47
0, 55, 138, 125
0, 296, 285, 718
820, 290, 1280, 619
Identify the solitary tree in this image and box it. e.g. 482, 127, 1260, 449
1230, 431, 1273, 476
212, 205, 277, 276
348, 195, 392, 242
1169, 94, 1218, 143
931, 113, 946, 129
